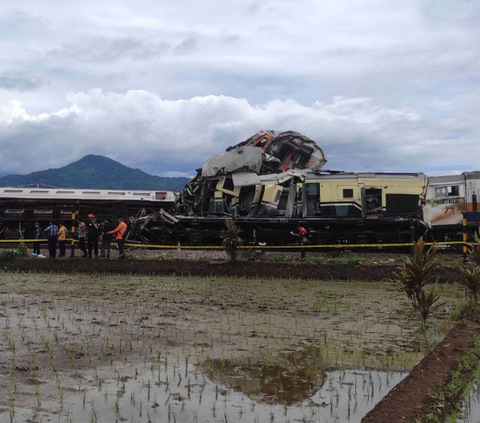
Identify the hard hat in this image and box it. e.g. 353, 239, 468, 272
88, 214, 94, 218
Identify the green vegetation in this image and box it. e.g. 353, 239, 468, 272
467, 231, 480, 267
0, 244, 29, 260
242, 249, 263, 261
460, 266, 480, 302
415, 335, 480, 423
395, 238, 444, 352
221, 219, 242, 262
0, 155, 189, 190
306, 255, 363, 265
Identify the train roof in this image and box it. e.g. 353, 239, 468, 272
307, 171, 426, 181
0, 187, 178, 202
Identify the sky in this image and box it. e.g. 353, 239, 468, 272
0, 0, 479, 178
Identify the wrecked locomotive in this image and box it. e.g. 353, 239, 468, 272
129, 131, 433, 246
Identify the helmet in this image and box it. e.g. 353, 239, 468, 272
88, 214, 94, 218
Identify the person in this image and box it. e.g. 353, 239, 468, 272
108, 217, 128, 259
100, 219, 115, 258
76, 218, 88, 257
87, 214, 100, 258
290, 226, 308, 260
33, 222, 42, 256
58, 222, 67, 257
44, 221, 59, 258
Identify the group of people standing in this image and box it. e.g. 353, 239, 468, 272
33, 215, 128, 259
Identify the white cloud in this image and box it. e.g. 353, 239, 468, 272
0, 0, 478, 175
0, 89, 479, 177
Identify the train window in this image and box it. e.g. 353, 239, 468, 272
30, 190, 48, 194
133, 192, 149, 196
435, 187, 447, 197
4, 189, 23, 193
448, 186, 459, 196
57, 191, 75, 194
343, 189, 354, 199
156, 192, 167, 200
108, 192, 125, 195
83, 191, 100, 195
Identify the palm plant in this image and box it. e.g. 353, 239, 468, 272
467, 231, 480, 267
460, 266, 480, 302
395, 237, 444, 352
396, 237, 440, 306
221, 219, 242, 262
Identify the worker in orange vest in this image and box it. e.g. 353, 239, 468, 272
291, 226, 308, 260
108, 217, 128, 259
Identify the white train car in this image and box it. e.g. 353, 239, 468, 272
0, 187, 178, 239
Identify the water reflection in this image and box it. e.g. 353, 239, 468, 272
10, 357, 408, 423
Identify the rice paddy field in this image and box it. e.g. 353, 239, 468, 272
0, 272, 465, 423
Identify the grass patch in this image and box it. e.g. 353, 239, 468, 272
416, 334, 480, 423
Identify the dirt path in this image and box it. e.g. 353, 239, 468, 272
0, 258, 462, 282
362, 307, 480, 423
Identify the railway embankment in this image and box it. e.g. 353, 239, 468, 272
362, 306, 480, 423
0, 257, 462, 282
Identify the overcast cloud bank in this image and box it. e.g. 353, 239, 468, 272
0, 0, 479, 177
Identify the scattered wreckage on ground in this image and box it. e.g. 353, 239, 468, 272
128, 130, 447, 246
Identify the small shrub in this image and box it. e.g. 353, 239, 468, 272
460, 266, 480, 302
0, 250, 20, 260
450, 302, 474, 322
271, 255, 285, 263
17, 243, 29, 258
395, 237, 443, 352
221, 220, 242, 262
242, 249, 262, 261
467, 232, 480, 266
156, 252, 171, 261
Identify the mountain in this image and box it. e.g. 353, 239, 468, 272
0, 155, 190, 191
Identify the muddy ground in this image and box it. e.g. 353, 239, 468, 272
0, 272, 462, 422
363, 307, 480, 423
1, 258, 464, 282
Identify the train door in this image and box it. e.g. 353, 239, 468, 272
363, 188, 383, 215
303, 183, 320, 217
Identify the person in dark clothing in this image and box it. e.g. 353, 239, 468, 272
33, 222, 42, 256
87, 214, 100, 258
291, 226, 308, 260
100, 219, 115, 258
44, 221, 59, 258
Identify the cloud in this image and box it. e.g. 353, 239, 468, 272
0, 0, 478, 176
0, 73, 45, 91
0, 89, 479, 178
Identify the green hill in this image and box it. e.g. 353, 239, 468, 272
0, 155, 190, 191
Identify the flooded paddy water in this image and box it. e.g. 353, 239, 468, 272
0, 272, 462, 422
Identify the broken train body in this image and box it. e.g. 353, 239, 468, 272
130, 131, 431, 246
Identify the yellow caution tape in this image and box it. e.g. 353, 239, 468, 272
0, 239, 467, 249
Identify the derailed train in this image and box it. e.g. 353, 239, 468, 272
1, 130, 479, 245
127, 131, 480, 246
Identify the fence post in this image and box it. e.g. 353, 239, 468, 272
71, 213, 76, 258
463, 213, 468, 265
